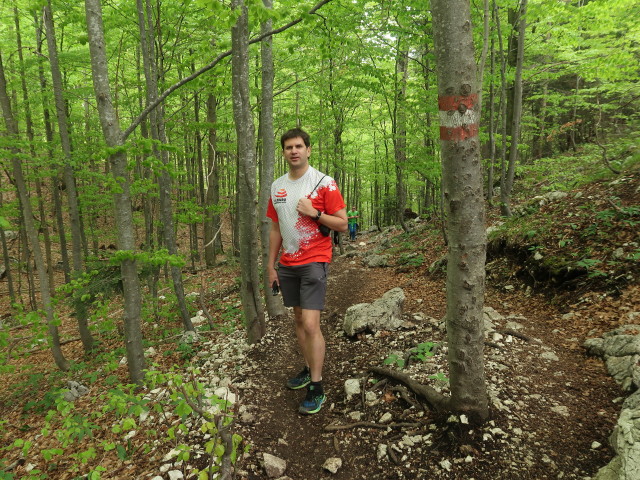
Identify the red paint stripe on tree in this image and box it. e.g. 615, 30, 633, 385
439, 124, 479, 141
438, 94, 478, 111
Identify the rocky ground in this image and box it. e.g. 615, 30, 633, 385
1, 168, 638, 480
221, 236, 630, 480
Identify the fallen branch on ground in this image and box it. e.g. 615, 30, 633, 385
324, 421, 422, 432
499, 329, 533, 343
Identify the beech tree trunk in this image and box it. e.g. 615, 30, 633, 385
204, 93, 222, 267
495, 2, 509, 215
136, 0, 194, 332
231, 0, 265, 343
14, 7, 55, 298
500, 0, 527, 216
0, 185, 16, 304
259, 0, 286, 318
84, 0, 146, 383
34, 12, 71, 285
44, 1, 95, 352
393, 46, 409, 233
487, 21, 496, 203
0, 51, 69, 372
431, 0, 489, 423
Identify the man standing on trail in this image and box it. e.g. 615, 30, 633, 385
266, 128, 347, 415
347, 206, 359, 241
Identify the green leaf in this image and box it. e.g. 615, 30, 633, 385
116, 444, 128, 460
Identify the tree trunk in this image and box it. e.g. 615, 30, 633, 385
0, 185, 16, 304
494, 2, 509, 215
231, 0, 265, 343
14, 7, 55, 298
204, 93, 222, 267
487, 27, 496, 204
500, 0, 527, 216
0, 51, 69, 372
136, 0, 194, 332
393, 46, 409, 233
44, 1, 95, 352
431, 0, 489, 423
258, 0, 286, 318
34, 12, 71, 285
84, 0, 146, 383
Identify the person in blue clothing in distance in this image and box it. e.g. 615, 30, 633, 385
346, 206, 359, 241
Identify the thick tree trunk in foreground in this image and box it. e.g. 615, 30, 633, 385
431, 0, 489, 423
84, 0, 146, 383
231, 0, 266, 343
0, 51, 69, 372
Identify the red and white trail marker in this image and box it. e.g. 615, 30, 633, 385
438, 93, 479, 141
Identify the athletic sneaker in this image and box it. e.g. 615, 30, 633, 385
299, 384, 326, 415
286, 367, 311, 390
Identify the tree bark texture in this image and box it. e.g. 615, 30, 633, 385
393, 46, 409, 233
44, 1, 95, 352
259, 0, 286, 319
500, 0, 527, 216
0, 182, 16, 305
204, 93, 222, 266
431, 0, 489, 422
0, 51, 69, 372
14, 7, 55, 298
84, 0, 146, 383
33, 12, 71, 284
231, 0, 266, 343
135, 0, 194, 332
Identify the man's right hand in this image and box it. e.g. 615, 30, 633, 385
268, 266, 279, 289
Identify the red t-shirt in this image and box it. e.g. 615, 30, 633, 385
266, 166, 345, 266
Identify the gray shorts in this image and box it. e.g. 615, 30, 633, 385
277, 262, 329, 310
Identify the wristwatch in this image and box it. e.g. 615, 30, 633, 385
315, 210, 322, 220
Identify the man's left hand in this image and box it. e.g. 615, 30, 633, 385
297, 197, 316, 217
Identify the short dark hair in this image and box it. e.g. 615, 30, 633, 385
280, 128, 311, 149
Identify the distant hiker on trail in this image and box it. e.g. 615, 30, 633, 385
266, 128, 348, 415
347, 206, 359, 241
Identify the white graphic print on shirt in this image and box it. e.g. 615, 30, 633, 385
268, 166, 342, 265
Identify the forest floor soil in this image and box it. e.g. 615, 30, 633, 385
230, 237, 628, 480
1, 168, 639, 479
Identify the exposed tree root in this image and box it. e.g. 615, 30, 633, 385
368, 366, 449, 412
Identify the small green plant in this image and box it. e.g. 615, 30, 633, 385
398, 253, 425, 268
557, 235, 573, 247
176, 342, 196, 361
428, 372, 449, 382
383, 353, 405, 368
575, 258, 607, 278
595, 209, 616, 226
9, 367, 245, 478
410, 342, 438, 362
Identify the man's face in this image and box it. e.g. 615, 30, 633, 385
283, 136, 311, 170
